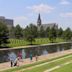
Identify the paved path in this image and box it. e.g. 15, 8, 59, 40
0, 49, 72, 71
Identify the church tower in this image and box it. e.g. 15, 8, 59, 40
37, 13, 42, 26
37, 13, 42, 32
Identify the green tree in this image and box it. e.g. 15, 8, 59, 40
14, 24, 23, 39
24, 24, 37, 45
49, 27, 57, 43
57, 27, 63, 38
39, 26, 45, 38
0, 22, 9, 47
63, 27, 72, 41
9, 27, 15, 38
45, 27, 50, 37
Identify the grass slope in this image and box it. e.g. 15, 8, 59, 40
52, 63, 72, 72
22, 55, 72, 72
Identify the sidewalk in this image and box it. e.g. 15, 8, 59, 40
0, 49, 72, 71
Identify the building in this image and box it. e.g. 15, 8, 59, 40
0, 16, 13, 30
0, 16, 14, 38
37, 14, 58, 30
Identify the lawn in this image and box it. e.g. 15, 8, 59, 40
52, 63, 72, 72
1, 54, 72, 72
8, 38, 64, 47
21, 55, 72, 72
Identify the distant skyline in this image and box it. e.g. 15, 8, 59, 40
0, 0, 72, 30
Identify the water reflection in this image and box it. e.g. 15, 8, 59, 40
0, 42, 71, 63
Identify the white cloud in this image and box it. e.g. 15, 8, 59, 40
60, 0, 70, 5
60, 12, 72, 17
14, 16, 27, 20
14, 16, 28, 26
27, 4, 55, 13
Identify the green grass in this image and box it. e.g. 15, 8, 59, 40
22, 55, 72, 72
8, 38, 65, 47
1, 54, 71, 72
52, 63, 72, 72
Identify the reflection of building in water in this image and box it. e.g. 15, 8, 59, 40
37, 13, 58, 31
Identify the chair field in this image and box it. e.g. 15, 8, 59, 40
8, 38, 64, 47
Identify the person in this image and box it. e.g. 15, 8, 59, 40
30, 52, 33, 62
8, 51, 17, 67
35, 55, 38, 61
22, 49, 26, 59
13, 57, 19, 67
17, 51, 23, 62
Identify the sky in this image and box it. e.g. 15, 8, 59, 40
0, 0, 72, 30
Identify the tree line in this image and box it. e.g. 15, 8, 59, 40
13, 24, 72, 43
0, 22, 72, 47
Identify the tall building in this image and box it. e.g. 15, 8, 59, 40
0, 16, 13, 30
0, 16, 14, 38
37, 14, 58, 30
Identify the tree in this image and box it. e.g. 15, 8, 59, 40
24, 24, 37, 45
45, 27, 50, 37
49, 27, 57, 43
9, 27, 15, 38
63, 27, 72, 41
0, 22, 9, 47
39, 26, 45, 38
14, 24, 23, 39
57, 27, 63, 38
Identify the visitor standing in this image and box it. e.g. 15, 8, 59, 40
30, 52, 33, 62
35, 55, 38, 61
18, 51, 22, 59
18, 51, 23, 63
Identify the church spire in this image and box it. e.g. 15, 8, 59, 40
37, 13, 42, 26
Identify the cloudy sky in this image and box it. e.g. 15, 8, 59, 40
0, 0, 72, 29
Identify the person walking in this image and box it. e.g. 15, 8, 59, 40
13, 57, 20, 67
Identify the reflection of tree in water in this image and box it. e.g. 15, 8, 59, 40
0, 51, 9, 63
